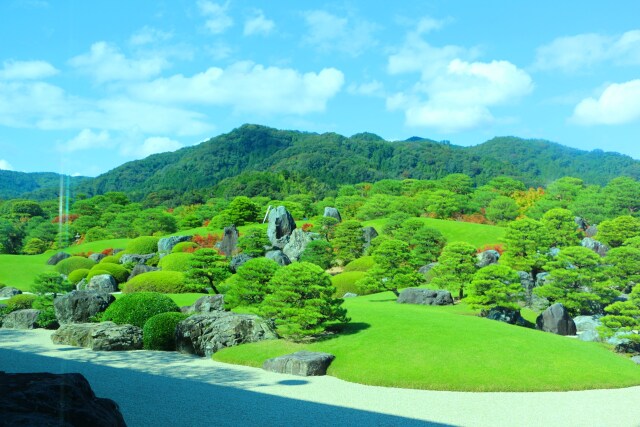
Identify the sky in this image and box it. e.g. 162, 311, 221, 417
1, 1, 640, 177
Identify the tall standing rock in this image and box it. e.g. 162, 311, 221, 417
323, 207, 342, 222
283, 228, 316, 262
362, 227, 378, 252
536, 303, 577, 335
219, 225, 239, 256
54, 290, 115, 325
267, 206, 296, 249
158, 235, 192, 253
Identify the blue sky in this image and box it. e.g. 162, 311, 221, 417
1, 0, 640, 177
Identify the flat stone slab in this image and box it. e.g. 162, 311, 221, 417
52, 321, 142, 351
263, 351, 335, 376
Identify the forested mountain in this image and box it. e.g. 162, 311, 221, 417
0, 170, 89, 200
3, 124, 640, 201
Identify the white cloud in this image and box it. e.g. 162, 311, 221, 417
198, 0, 233, 34
0, 159, 13, 170
534, 30, 640, 72
122, 136, 183, 158
69, 42, 169, 83
59, 128, 110, 152
347, 80, 384, 97
131, 61, 345, 115
0, 60, 58, 80
129, 26, 173, 46
571, 80, 640, 125
303, 10, 377, 56
0, 81, 73, 127
243, 10, 274, 36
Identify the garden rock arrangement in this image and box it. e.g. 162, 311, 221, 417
574, 315, 602, 342
175, 312, 277, 357
581, 237, 609, 257
52, 322, 143, 351
54, 290, 115, 324
120, 253, 156, 265
128, 264, 158, 280
46, 251, 70, 265
267, 205, 297, 248
486, 306, 525, 325
87, 274, 118, 293
283, 228, 316, 262
536, 303, 576, 336
397, 288, 453, 306
219, 225, 239, 256
230, 253, 252, 272
182, 294, 225, 314
1, 309, 40, 329
361, 226, 378, 251
0, 286, 21, 298
265, 249, 291, 266
0, 371, 127, 427
263, 351, 336, 376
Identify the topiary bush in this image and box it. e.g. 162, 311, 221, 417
172, 241, 199, 253
157, 252, 194, 272
142, 312, 189, 350
343, 256, 375, 272
331, 271, 368, 296
101, 292, 179, 328
121, 271, 194, 293
124, 236, 160, 254
55, 256, 96, 275
100, 255, 120, 264
6, 294, 37, 311
89, 263, 129, 283
68, 268, 90, 284
86, 269, 113, 282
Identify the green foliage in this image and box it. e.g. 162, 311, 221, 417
541, 208, 580, 247
312, 216, 338, 241
485, 196, 519, 223
33, 296, 57, 329
67, 268, 90, 284
430, 242, 478, 299
224, 257, 280, 309
100, 255, 120, 264
124, 236, 160, 254
299, 239, 334, 269
381, 212, 411, 236
358, 239, 424, 296
55, 256, 96, 276
0, 218, 24, 254
226, 196, 260, 226
6, 293, 36, 311
102, 292, 180, 328
500, 218, 550, 278
597, 215, 640, 248
260, 262, 349, 340
603, 176, 640, 216
599, 284, 640, 339
142, 312, 189, 351
171, 241, 199, 253
237, 227, 270, 257
22, 237, 48, 255
84, 227, 114, 242
343, 256, 375, 272
132, 208, 178, 236
122, 271, 191, 293
466, 264, 523, 310
604, 246, 640, 292
332, 220, 365, 265
89, 262, 129, 283
158, 252, 194, 272
185, 248, 231, 294
394, 221, 447, 267
32, 271, 72, 298
331, 271, 367, 296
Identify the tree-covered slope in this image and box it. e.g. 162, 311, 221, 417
0, 171, 89, 200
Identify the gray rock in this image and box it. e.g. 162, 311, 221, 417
343, 292, 358, 298
0, 372, 127, 427
581, 237, 609, 257
585, 225, 598, 238
575, 217, 589, 231
518, 271, 549, 311
615, 339, 640, 354
75, 278, 87, 291
230, 254, 252, 273
263, 351, 335, 376
176, 312, 277, 357
631, 356, 640, 365
573, 315, 602, 333
486, 306, 525, 325
418, 263, 438, 275
362, 226, 378, 252
265, 250, 291, 266
128, 264, 158, 280
267, 206, 296, 249
120, 253, 157, 265
283, 228, 316, 262
219, 225, 239, 256
549, 247, 561, 257
87, 274, 118, 293
535, 272, 551, 287
397, 288, 453, 306
182, 294, 225, 314
1, 309, 40, 329
158, 235, 192, 253
46, 252, 71, 265
323, 207, 342, 222
536, 303, 577, 335
54, 290, 115, 325
578, 329, 601, 342
88, 253, 106, 263
0, 286, 22, 298
52, 322, 143, 351
476, 250, 500, 268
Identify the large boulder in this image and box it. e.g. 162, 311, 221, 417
54, 290, 115, 325
265, 250, 291, 266
418, 262, 438, 275
263, 351, 335, 376
119, 253, 156, 265
476, 250, 500, 268
88, 253, 106, 263
230, 253, 252, 273
1, 309, 40, 329
176, 312, 277, 357
581, 237, 609, 257
182, 294, 225, 314
46, 252, 71, 265
323, 207, 342, 222
536, 303, 576, 335
158, 235, 192, 253
574, 217, 589, 231
0, 371, 126, 427
362, 227, 378, 252
86, 274, 118, 293
0, 286, 22, 298
397, 288, 453, 306
128, 264, 159, 280
283, 228, 315, 262
52, 322, 143, 351
485, 306, 525, 326
585, 225, 598, 238
219, 225, 239, 256
267, 206, 296, 249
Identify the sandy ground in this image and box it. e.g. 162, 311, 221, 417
1, 329, 640, 427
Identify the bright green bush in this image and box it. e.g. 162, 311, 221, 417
121, 271, 192, 293
143, 312, 189, 350
124, 236, 159, 254
158, 252, 194, 272
68, 268, 90, 284
331, 271, 367, 296
86, 270, 113, 282
343, 256, 375, 272
90, 263, 129, 283
100, 255, 120, 264
171, 241, 199, 253
55, 256, 96, 275
101, 292, 179, 328
6, 294, 37, 311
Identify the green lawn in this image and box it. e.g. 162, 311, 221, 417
214, 292, 640, 391
113, 292, 206, 308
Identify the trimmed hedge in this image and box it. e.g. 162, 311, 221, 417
143, 312, 189, 351
124, 236, 160, 255
331, 271, 367, 297
55, 256, 96, 275
6, 294, 37, 311
101, 292, 179, 328
100, 255, 120, 264
68, 268, 90, 284
121, 271, 192, 293
157, 252, 194, 272
343, 256, 376, 272
89, 263, 129, 283
172, 241, 199, 253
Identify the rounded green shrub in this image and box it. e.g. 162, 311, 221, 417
55, 256, 96, 275
343, 256, 375, 272
172, 241, 199, 253
89, 263, 129, 283
100, 255, 120, 264
143, 312, 189, 350
121, 271, 191, 293
101, 292, 179, 328
86, 269, 113, 282
158, 252, 194, 272
124, 236, 159, 254
331, 271, 367, 297
6, 294, 37, 311
68, 268, 90, 284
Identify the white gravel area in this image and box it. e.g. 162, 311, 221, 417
1, 329, 640, 427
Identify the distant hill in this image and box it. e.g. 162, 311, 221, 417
2, 124, 639, 201
0, 170, 89, 200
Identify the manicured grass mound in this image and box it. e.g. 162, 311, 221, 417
343, 256, 375, 272
89, 263, 129, 283
331, 271, 367, 296
55, 256, 96, 275
214, 292, 640, 391
124, 236, 159, 254
171, 241, 199, 253
101, 292, 179, 328
68, 268, 90, 284
157, 252, 194, 272
143, 312, 189, 350
121, 271, 190, 293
